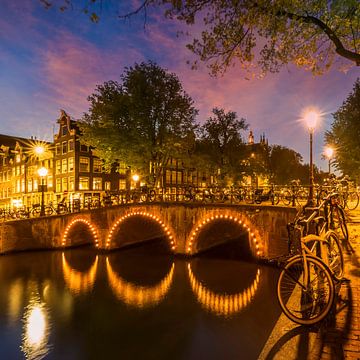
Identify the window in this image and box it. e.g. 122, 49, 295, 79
118, 162, 127, 174
62, 141, 67, 154
69, 176, 74, 191
80, 144, 88, 152
16, 154, 21, 163
166, 170, 171, 183
68, 139, 74, 152
56, 178, 61, 193
105, 181, 111, 191
27, 179, 33, 192
68, 157, 74, 172
79, 157, 90, 172
62, 177, 68, 192
177, 171, 182, 183
93, 159, 102, 173
56, 143, 61, 155
56, 160, 61, 175
33, 179, 38, 191
119, 179, 126, 190
21, 165, 25, 175
93, 177, 102, 190
47, 176, 53, 189
21, 179, 25, 192
16, 166, 20, 176
62, 125, 68, 136
79, 177, 89, 190
62, 159, 67, 173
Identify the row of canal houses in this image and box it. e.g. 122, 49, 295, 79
0, 110, 268, 209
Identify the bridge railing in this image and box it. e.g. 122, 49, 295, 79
1, 183, 358, 221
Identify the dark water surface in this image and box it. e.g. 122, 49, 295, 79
0, 244, 282, 360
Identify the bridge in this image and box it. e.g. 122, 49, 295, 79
0, 203, 296, 259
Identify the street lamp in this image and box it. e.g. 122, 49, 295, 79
304, 110, 319, 206
37, 167, 48, 216
324, 146, 334, 174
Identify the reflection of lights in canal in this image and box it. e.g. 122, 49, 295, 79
187, 264, 261, 317
62, 253, 98, 295
21, 296, 51, 360
106, 258, 175, 308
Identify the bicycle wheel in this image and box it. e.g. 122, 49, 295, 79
345, 192, 359, 211
245, 191, 254, 204
148, 189, 156, 202
45, 206, 54, 216
277, 255, 335, 325
273, 193, 280, 205
331, 205, 349, 242
324, 230, 344, 281
281, 190, 292, 206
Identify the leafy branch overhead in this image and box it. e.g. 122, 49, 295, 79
41, 0, 360, 75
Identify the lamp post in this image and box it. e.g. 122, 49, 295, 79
304, 110, 319, 207
38, 167, 48, 216
324, 146, 334, 174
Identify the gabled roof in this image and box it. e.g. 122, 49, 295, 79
0, 134, 29, 149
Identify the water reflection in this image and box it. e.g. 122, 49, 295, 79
62, 252, 98, 295
187, 263, 261, 317
106, 257, 175, 308
21, 295, 51, 360
7, 278, 24, 324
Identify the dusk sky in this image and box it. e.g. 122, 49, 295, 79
0, 1, 358, 171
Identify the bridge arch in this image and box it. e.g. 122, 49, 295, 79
187, 263, 261, 317
187, 211, 263, 258
62, 218, 99, 248
106, 211, 176, 251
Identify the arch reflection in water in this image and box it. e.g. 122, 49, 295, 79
187, 263, 261, 317
21, 296, 51, 360
106, 258, 174, 308
62, 253, 98, 295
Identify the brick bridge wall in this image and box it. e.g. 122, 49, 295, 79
0, 203, 297, 259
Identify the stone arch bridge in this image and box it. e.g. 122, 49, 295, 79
0, 203, 296, 259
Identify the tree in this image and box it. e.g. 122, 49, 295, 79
79, 61, 198, 186
42, 1, 360, 75
268, 145, 309, 184
196, 107, 248, 184
325, 79, 360, 181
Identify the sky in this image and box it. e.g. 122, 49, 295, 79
0, 1, 359, 172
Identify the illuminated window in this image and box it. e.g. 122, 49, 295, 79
119, 179, 126, 190
69, 176, 74, 191
55, 160, 61, 175
68, 157, 74, 172
27, 179, 33, 192
79, 177, 89, 190
21, 179, 25, 192
21, 165, 25, 175
93, 177, 102, 190
47, 175, 53, 189
93, 159, 102, 173
16, 166, 20, 176
118, 162, 127, 174
62, 177, 68, 192
56, 143, 61, 155
62, 159, 67, 173
56, 178, 61, 192
16, 154, 21, 163
105, 181, 111, 191
16, 179, 20, 193
166, 170, 171, 183
79, 157, 90, 172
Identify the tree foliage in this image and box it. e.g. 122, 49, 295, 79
195, 107, 248, 184
79, 61, 198, 185
325, 79, 360, 180
268, 145, 309, 184
42, 0, 360, 75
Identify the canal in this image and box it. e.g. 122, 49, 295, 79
0, 241, 282, 360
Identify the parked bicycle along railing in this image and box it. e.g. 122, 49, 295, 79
272, 192, 350, 325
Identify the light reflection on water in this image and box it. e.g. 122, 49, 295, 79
21, 295, 50, 360
0, 246, 281, 359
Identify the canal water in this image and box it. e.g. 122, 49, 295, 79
0, 242, 282, 360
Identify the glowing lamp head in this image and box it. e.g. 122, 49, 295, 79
304, 110, 319, 132
37, 167, 48, 177
34, 145, 45, 156
324, 146, 334, 159
132, 174, 139, 182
